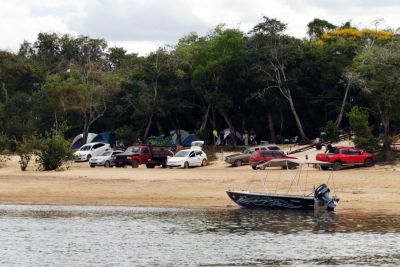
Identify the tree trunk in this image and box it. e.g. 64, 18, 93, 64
199, 104, 211, 132
143, 112, 154, 141
288, 97, 308, 141
336, 82, 351, 131
220, 110, 237, 146
267, 110, 276, 143
82, 112, 91, 145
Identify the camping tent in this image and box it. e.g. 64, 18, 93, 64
71, 131, 116, 149
217, 128, 242, 145
169, 129, 191, 145
181, 134, 200, 146
71, 133, 99, 149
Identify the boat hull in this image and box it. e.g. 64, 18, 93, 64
226, 190, 315, 210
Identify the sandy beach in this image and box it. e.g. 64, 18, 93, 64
0, 142, 400, 213
1, 143, 400, 213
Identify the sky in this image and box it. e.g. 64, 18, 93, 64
1, 0, 399, 55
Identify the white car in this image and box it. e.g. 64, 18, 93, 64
167, 148, 207, 168
89, 150, 123, 168
74, 142, 111, 162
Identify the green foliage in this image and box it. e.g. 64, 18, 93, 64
34, 133, 74, 171
194, 129, 213, 145
16, 136, 38, 171
325, 120, 338, 139
347, 106, 379, 152
0, 133, 12, 163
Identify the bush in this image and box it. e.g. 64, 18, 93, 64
16, 136, 38, 171
34, 134, 74, 171
347, 106, 380, 152
324, 120, 338, 140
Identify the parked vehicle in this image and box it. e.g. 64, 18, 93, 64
167, 142, 207, 168
249, 150, 297, 170
225, 145, 282, 167
89, 150, 124, 168
316, 146, 376, 170
112, 145, 174, 168
74, 142, 111, 162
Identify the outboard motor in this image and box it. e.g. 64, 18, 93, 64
314, 184, 338, 211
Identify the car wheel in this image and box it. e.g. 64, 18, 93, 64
320, 165, 329, 171
90, 164, 95, 168
333, 161, 342, 171
161, 160, 167, 168
86, 154, 92, 161
251, 165, 256, 170
146, 164, 155, 168
234, 160, 242, 167
104, 161, 111, 168
364, 158, 374, 167
201, 159, 207, 167
132, 160, 139, 168
184, 162, 189, 169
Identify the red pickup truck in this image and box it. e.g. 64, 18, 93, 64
112, 145, 173, 168
316, 146, 376, 170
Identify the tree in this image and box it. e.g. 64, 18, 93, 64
192, 26, 247, 145
249, 17, 309, 141
353, 43, 400, 158
307, 18, 336, 40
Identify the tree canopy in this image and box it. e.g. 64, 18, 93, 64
1, 18, 399, 148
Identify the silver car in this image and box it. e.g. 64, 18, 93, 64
89, 150, 124, 168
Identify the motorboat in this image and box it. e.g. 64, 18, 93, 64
226, 159, 339, 211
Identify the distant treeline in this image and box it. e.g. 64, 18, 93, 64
0, 17, 399, 146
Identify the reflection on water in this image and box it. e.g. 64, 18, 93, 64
0, 205, 400, 266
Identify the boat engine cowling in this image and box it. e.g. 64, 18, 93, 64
314, 184, 338, 211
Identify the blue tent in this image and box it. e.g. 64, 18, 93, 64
181, 134, 200, 146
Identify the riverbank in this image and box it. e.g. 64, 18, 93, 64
1, 154, 400, 212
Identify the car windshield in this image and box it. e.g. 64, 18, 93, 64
79, 145, 91, 151
126, 147, 140, 153
243, 148, 252, 154
100, 152, 112, 156
175, 150, 190, 157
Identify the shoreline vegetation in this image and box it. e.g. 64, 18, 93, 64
1, 149, 400, 214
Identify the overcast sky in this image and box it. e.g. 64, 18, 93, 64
1, 0, 399, 55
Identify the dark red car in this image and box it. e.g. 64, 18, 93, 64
249, 150, 297, 170
316, 146, 376, 170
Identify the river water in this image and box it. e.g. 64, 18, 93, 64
0, 205, 399, 266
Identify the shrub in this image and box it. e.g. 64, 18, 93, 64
16, 136, 39, 171
324, 120, 338, 140
347, 106, 380, 152
34, 133, 74, 171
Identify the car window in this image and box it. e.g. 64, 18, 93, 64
112, 151, 122, 155
349, 149, 361, 155
260, 147, 267, 150
93, 143, 104, 149
126, 146, 140, 153
142, 148, 150, 153
79, 145, 91, 151
261, 151, 273, 157
268, 146, 280, 151
101, 151, 112, 156
175, 150, 190, 157
243, 148, 252, 154
195, 151, 202, 156
272, 151, 284, 156
255, 148, 259, 151
189, 152, 195, 157
342, 150, 349, 155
